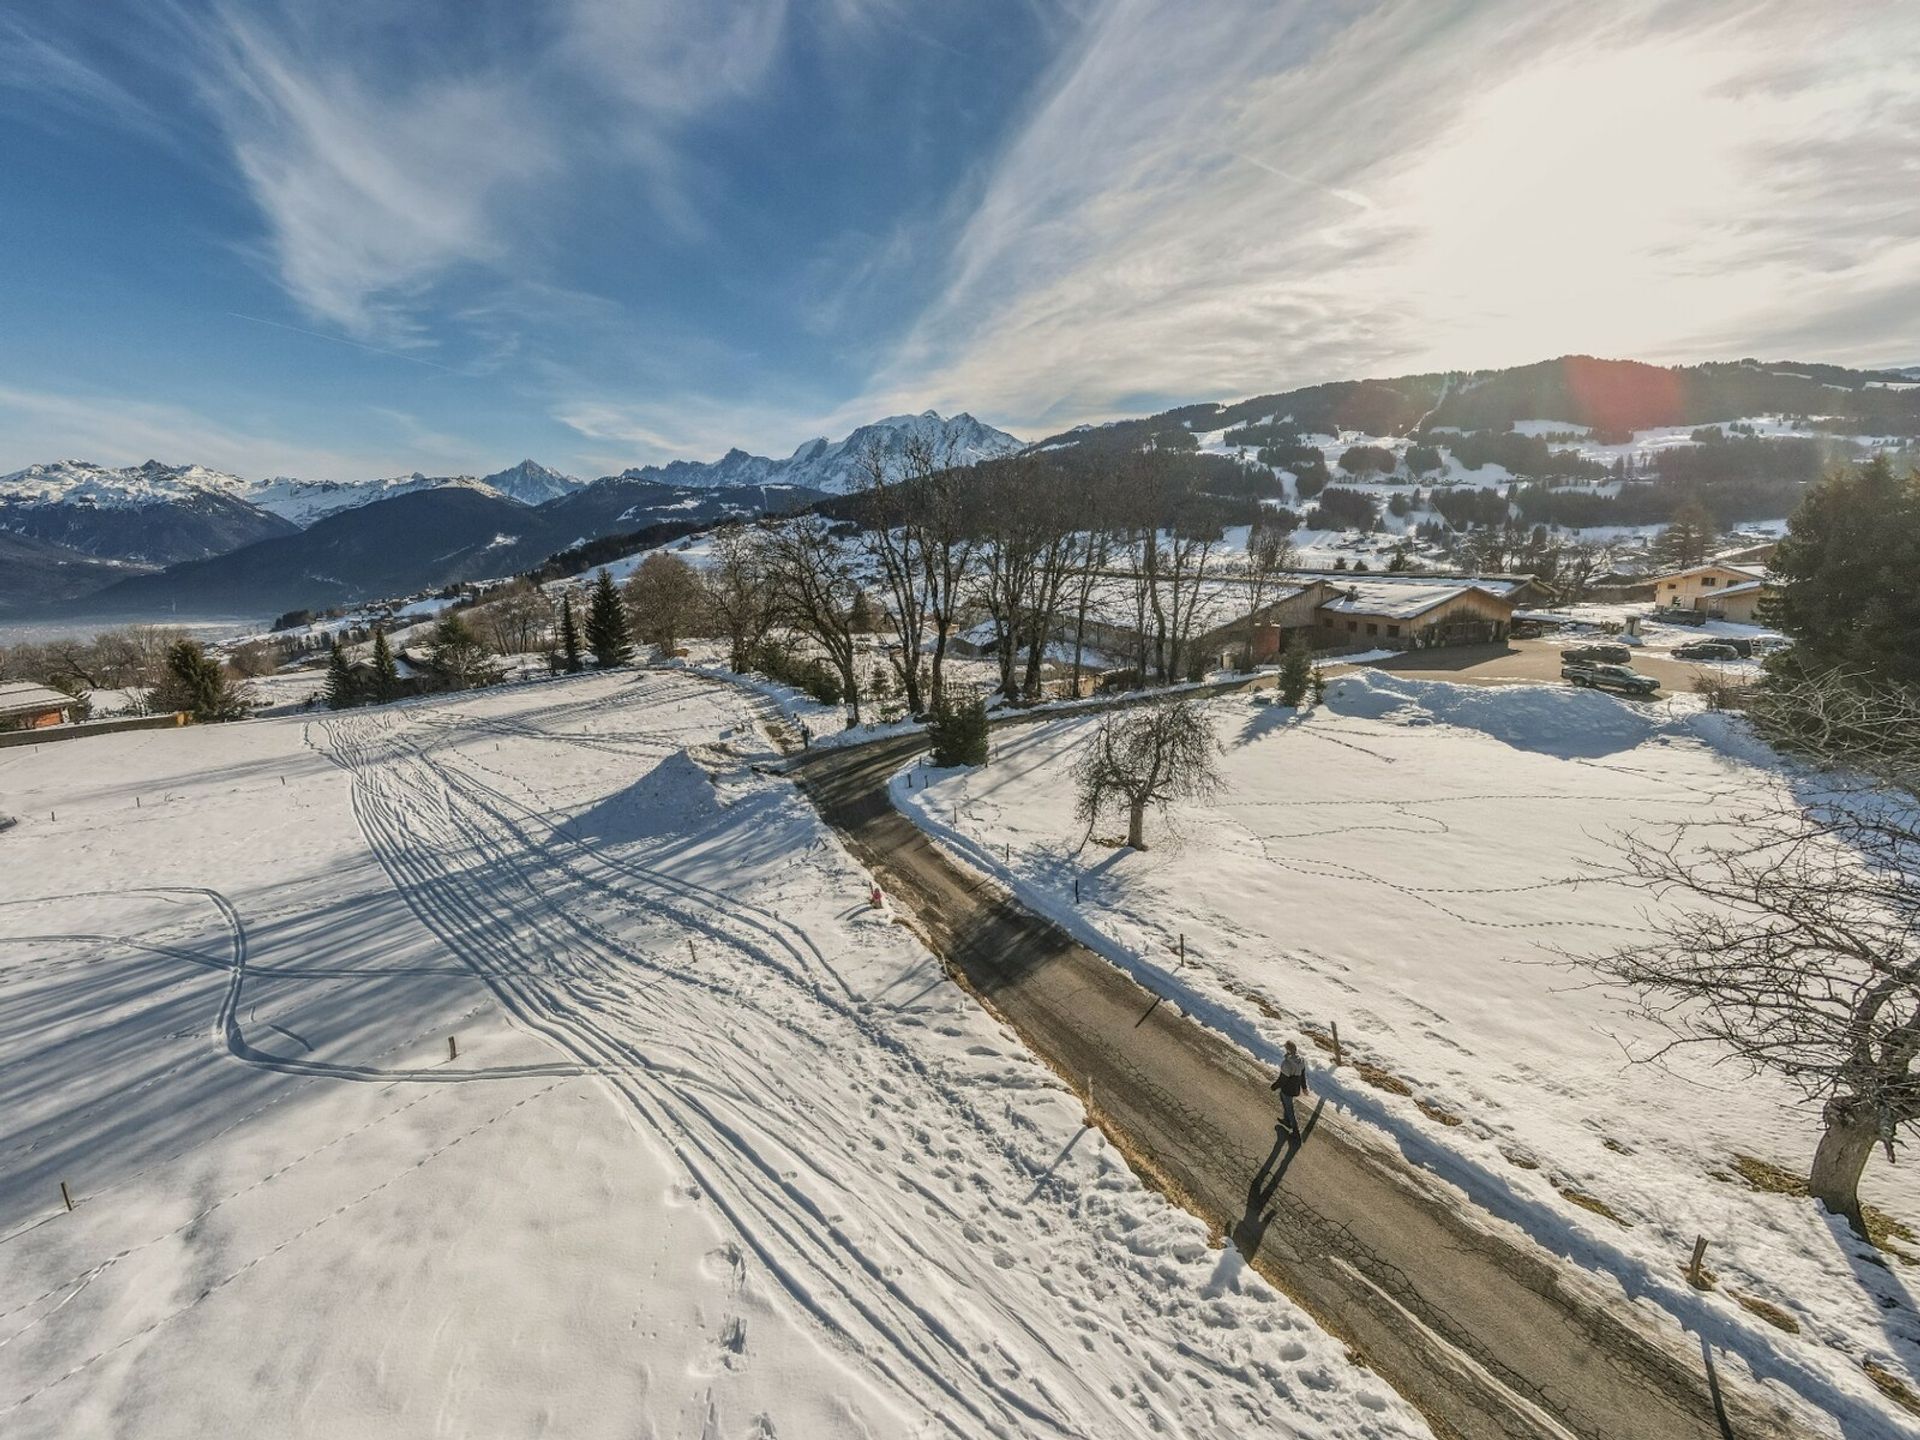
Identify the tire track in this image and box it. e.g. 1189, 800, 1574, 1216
305, 695, 1291, 1439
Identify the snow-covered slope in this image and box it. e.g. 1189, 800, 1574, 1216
480, 458, 582, 506
0, 460, 297, 567
621, 410, 1022, 494
1, 458, 582, 532
0, 671, 1424, 1440
244, 471, 510, 525
0, 459, 254, 509
244, 463, 575, 524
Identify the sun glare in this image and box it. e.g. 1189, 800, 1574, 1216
1395, 41, 1758, 364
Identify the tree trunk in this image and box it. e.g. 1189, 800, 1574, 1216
929, 624, 950, 711
1810, 1103, 1878, 1239
894, 628, 923, 716
840, 658, 862, 725
1127, 799, 1147, 851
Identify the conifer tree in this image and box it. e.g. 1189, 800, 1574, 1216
370, 629, 399, 703
426, 611, 500, 690
152, 639, 252, 722
559, 592, 584, 673
848, 587, 876, 634
927, 694, 989, 767
584, 568, 633, 668
1277, 641, 1313, 707
1765, 455, 1920, 686
324, 638, 358, 710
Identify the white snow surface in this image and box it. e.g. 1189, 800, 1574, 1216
892, 674, 1920, 1438
0, 460, 256, 510
0, 670, 1423, 1439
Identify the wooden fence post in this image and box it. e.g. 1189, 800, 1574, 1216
60, 1181, 73, 1212
448, 1036, 458, 1061
1331, 1021, 1343, 1067
1687, 1235, 1710, 1287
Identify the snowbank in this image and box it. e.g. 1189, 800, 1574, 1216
891, 678, 1919, 1437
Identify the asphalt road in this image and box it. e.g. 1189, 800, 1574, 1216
789, 726, 1804, 1440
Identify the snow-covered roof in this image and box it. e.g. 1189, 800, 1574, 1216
1074, 575, 1321, 634
1316, 579, 1514, 621
0, 681, 76, 717
1713, 578, 1773, 598
1655, 561, 1768, 583
1064, 570, 1528, 633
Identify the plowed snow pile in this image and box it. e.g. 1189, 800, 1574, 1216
0, 670, 1424, 1439
895, 671, 1920, 1438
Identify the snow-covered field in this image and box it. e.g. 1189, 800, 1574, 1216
0, 670, 1425, 1439
893, 675, 1920, 1436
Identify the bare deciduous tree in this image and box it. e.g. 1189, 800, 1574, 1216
851, 430, 959, 714
972, 455, 1048, 703
1591, 671, 1920, 1237
1072, 699, 1223, 850
1555, 539, 1619, 606
1061, 473, 1117, 694
701, 526, 775, 672
625, 551, 705, 653
474, 581, 555, 657
1239, 521, 1297, 668
762, 514, 865, 722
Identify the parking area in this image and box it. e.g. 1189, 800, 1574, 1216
1366, 638, 1712, 694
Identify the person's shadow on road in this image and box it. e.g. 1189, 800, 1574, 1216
1231, 1099, 1323, 1256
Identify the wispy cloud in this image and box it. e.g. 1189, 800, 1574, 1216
0, 16, 173, 140
183, 6, 555, 345
0, 385, 396, 481
551, 390, 845, 476
863, 0, 1920, 432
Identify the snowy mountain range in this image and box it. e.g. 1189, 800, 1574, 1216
0, 460, 298, 567
0, 412, 1012, 593
0, 457, 583, 526
620, 411, 1021, 494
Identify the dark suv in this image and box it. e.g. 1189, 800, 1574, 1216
1563, 643, 1632, 665
1673, 640, 1741, 661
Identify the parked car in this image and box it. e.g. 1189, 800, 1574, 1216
1563, 643, 1632, 664
1562, 661, 1660, 695
1672, 640, 1740, 661
1652, 606, 1708, 626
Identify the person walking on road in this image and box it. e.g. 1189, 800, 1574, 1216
1271, 1040, 1310, 1137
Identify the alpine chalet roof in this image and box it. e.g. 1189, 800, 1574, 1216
0, 682, 77, 718
1315, 578, 1515, 621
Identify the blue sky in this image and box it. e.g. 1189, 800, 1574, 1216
4, 1, 1918, 481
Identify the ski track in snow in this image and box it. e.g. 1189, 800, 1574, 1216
272, 675, 1360, 1438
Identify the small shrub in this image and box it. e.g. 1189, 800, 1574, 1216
927, 695, 989, 768
751, 640, 843, 706
1694, 673, 1754, 711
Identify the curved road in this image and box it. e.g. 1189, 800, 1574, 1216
790, 725, 1804, 1440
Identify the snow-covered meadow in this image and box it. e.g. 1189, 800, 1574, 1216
893, 674, 1920, 1435
0, 670, 1426, 1439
